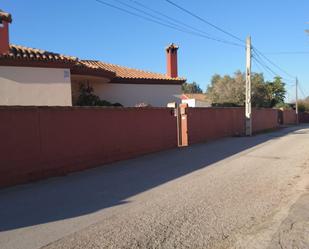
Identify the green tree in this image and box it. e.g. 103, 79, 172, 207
182, 81, 203, 93
206, 71, 286, 108
207, 71, 245, 106
297, 99, 309, 112
265, 76, 286, 107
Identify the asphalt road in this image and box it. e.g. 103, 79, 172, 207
1, 125, 309, 249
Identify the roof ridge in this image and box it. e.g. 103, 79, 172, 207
9, 44, 78, 61
82, 59, 168, 77
3, 45, 185, 82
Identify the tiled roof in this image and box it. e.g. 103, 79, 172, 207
0, 45, 115, 77
82, 60, 185, 82
0, 44, 185, 83
0, 44, 78, 64
0, 10, 12, 23
182, 93, 210, 102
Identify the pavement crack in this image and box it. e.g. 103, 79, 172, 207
290, 222, 295, 231
278, 233, 284, 249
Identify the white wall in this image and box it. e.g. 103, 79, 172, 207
196, 100, 211, 107
90, 82, 182, 107
182, 99, 196, 107
182, 99, 211, 107
0, 66, 72, 106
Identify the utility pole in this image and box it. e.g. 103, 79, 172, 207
245, 36, 252, 136
296, 77, 299, 124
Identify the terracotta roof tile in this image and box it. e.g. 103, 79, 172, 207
0, 44, 185, 84
0, 45, 78, 64
81, 60, 185, 82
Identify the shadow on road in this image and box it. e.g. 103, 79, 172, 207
0, 124, 308, 231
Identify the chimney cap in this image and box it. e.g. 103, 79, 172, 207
166, 43, 179, 52
0, 10, 12, 23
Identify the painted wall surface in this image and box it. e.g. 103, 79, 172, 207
252, 108, 278, 132
299, 112, 309, 123
90, 82, 182, 107
181, 99, 210, 108
0, 106, 177, 188
187, 107, 245, 144
196, 100, 211, 107
0, 106, 282, 188
182, 99, 195, 107
187, 108, 279, 144
282, 110, 297, 124
0, 66, 72, 106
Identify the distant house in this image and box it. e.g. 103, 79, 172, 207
0, 10, 186, 107
181, 93, 211, 107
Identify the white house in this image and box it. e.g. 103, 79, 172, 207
0, 10, 185, 107
181, 94, 211, 107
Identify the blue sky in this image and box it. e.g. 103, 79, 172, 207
2, 0, 309, 101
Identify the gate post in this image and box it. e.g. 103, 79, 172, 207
178, 103, 188, 147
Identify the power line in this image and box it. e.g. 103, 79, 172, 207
252, 55, 281, 78
95, 0, 299, 91
252, 47, 295, 79
130, 0, 210, 33
252, 55, 294, 85
93, 0, 245, 47
164, 0, 297, 83
115, 0, 195, 33
128, 0, 233, 43
252, 49, 294, 83
93, 0, 199, 34
165, 0, 245, 44
263, 51, 309, 55
252, 56, 276, 79
116, 0, 244, 47
298, 82, 308, 98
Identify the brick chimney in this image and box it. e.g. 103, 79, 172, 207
0, 10, 12, 54
166, 43, 179, 78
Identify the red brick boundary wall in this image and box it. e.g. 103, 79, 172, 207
252, 108, 279, 132
0, 107, 177, 188
0, 106, 283, 188
187, 107, 245, 144
282, 110, 297, 125
299, 112, 309, 123
186, 107, 279, 145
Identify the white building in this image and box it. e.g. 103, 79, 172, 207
181, 94, 211, 107
0, 10, 185, 107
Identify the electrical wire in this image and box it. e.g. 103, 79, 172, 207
128, 0, 231, 42
165, 0, 245, 44
298, 82, 308, 98
263, 51, 309, 55
164, 0, 297, 82
252, 55, 294, 86
95, 0, 299, 91
93, 0, 244, 47
115, 0, 196, 33
252, 47, 295, 79
252, 56, 274, 79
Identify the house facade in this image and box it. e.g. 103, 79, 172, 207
0, 10, 185, 107
181, 94, 211, 107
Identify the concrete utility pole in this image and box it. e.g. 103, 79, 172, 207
245, 36, 252, 136
296, 77, 299, 124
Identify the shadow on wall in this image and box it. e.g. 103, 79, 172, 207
0, 125, 308, 232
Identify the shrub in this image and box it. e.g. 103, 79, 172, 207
297, 100, 309, 113
76, 83, 122, 107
